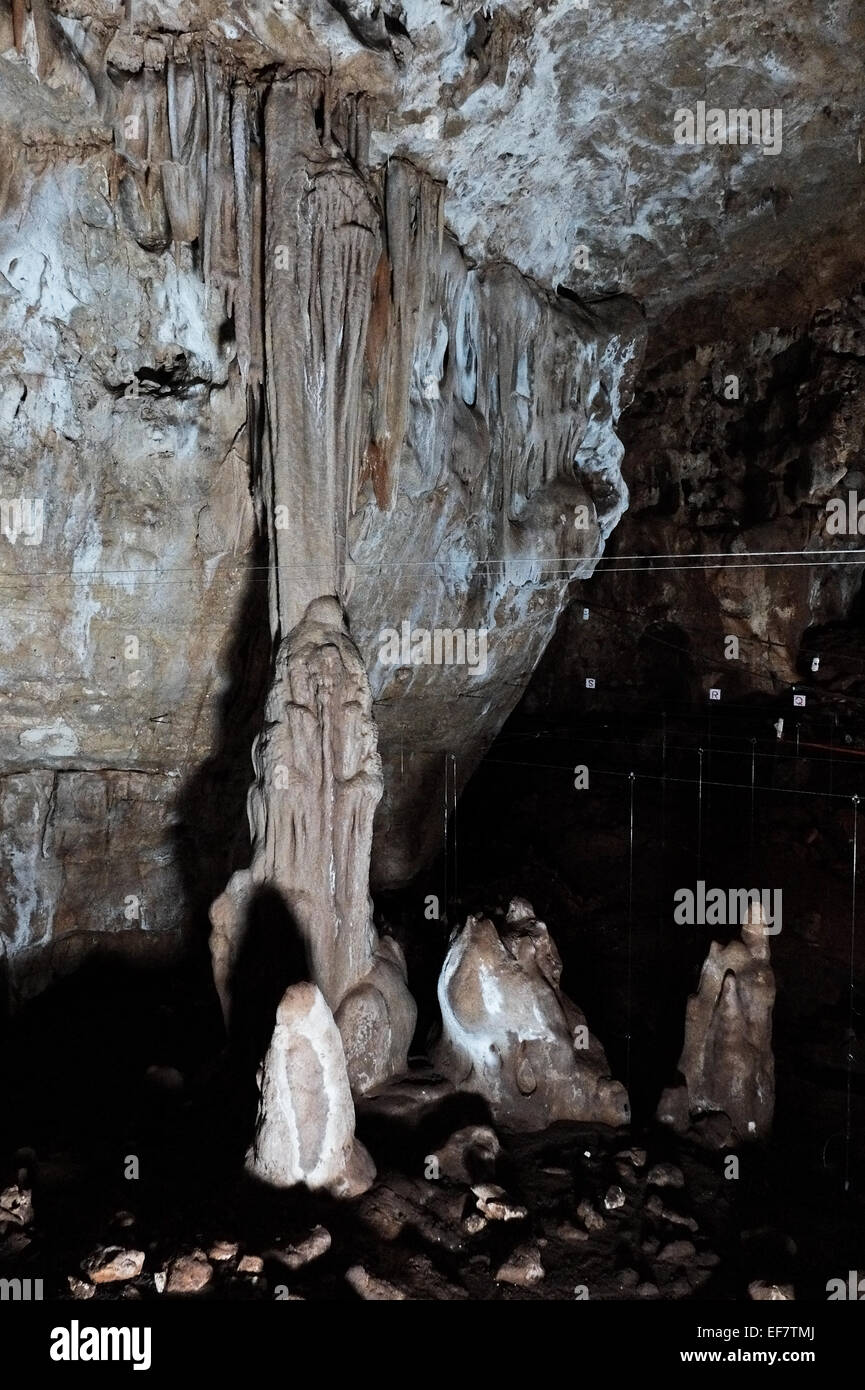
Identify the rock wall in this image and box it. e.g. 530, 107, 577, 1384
0, 5, 643, 992
526, 291, 865, 722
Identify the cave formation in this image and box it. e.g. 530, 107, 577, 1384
0, 0, 864, 1320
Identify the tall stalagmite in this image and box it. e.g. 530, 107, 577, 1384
210, 597, 415, 1095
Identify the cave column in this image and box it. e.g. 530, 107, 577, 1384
209, 76, 415, 1095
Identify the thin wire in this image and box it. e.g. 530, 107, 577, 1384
696, 749, 704, 876
480, 756, 857, 802
2, 552, 865, 582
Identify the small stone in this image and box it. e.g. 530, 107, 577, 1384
604, 1184, 626, 1211
238, 1254, 264, 1274
637, 1281, 660, 1298
749, 1280, 794, 1300
0, 1185, 33, 1227
83, 1247, 145, 1285
67, 1277, 95, 1300
645, 1194, 698, 1231
695, 1250, 721, 1268
357, 1187, 411, 1240
615, 1162, 641, 1185
463, 1212, 487, 1235
556, 1221, 589, 1243
472, 1183, 527, 1222
166, 1251, 212, 1294
656, 1239, 696, 1264
576, 1198, 605, 1232
345, 1264, 407, 1301
112, 1211, 136, 1229
617, 1267, 639, 1287
495, 1243, 545, 1288
616, 1147, 647, 1168
647, 1163, 684, 1189
208, 1241, 238, 1262
274, 1226, 331, 1270
669, 1276, 693, 1298
432, 1125, 501, 1183
641, 1238, 660, 1255
540, 1165, 570, 1177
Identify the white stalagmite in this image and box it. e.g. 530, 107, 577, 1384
246, 982, 376, 1198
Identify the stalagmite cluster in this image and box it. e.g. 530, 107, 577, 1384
433, 898, 630, 1132
657, 903, 776, 1145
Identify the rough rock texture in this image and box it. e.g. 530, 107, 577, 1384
52, 0, 861, 332
657, 903, 776, 1144
209, 597, 415, 1093
245, 981, 376, 1198
0, 2, 643, 989
432, 897, 629, 1131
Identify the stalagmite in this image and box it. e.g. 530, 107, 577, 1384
657, 902, 776, 1144
209, 597, 416, 1095
432, 898, 630, 1131
245, 982, 375, 1198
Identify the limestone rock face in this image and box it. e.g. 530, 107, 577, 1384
432, 898, 629, 1131
657, 904, 776, 1144
0, 11, 643, 986
246, 981, 375, 1199
209, 597, 416, 1094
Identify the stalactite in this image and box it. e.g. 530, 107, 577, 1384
360, 160, 443, 514
263, 75, 381, 636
